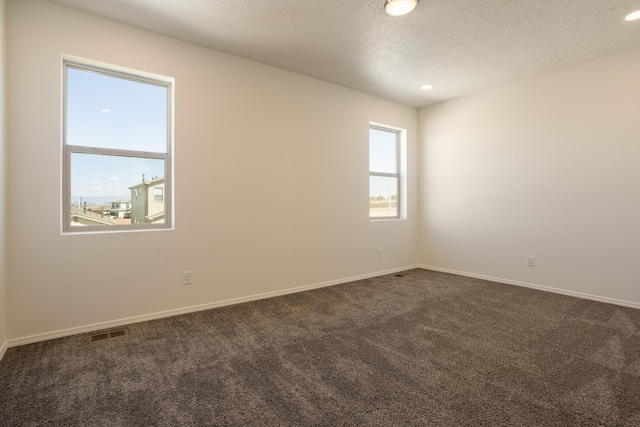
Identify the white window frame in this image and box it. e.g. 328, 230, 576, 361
369, 122, 407, 221
62, 56, 174, 234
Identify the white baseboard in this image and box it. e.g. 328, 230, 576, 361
0, 339, 7, 362
418, 264, 640, 310
7, 264, 421, 349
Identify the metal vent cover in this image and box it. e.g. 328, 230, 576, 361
88, 328, 129, 343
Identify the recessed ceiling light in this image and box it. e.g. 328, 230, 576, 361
384, 0, 419, 17
625, 10, 640, 21
421, 84, 434, 90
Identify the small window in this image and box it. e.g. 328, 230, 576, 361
369, 125, 401, 219
62, 57, 173, 232
154, 186, 164, 202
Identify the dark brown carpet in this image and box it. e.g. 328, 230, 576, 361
1, 269, 640, 426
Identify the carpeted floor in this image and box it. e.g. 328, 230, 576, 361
1, 269, 640, 426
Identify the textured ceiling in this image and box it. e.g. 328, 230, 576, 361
50, 0, 640, 107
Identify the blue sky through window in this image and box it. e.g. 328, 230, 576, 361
369, 127, 399, 199
70, 153, 164, 203
67, 67, 167, 204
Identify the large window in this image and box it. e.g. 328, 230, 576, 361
369, 124, 401, 219
63, 57, 173, 232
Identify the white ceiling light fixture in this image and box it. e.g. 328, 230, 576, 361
625, 10, 640, 21
384, 0, 419, 17
421, 84, 434, 90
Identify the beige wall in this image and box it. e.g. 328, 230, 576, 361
0, 0, 7, 358
6, 0, 418, 342
419, 46, 640, 307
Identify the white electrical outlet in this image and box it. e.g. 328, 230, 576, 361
526, 256, 534, 267
377, 248, 382, 257
183, 271, 192, 285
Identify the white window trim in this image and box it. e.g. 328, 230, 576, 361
61, 55, 175, 234
369, 121, 407, 221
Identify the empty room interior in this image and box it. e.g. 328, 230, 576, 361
2, 0, 640, 425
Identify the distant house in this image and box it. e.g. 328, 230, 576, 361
129, 177, 165, 225
69, 208, 117, 227
109, 200, 132, 219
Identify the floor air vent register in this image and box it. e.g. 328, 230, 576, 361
88, 328, 129, 343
